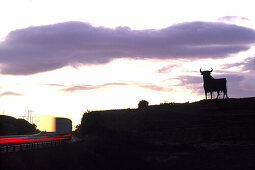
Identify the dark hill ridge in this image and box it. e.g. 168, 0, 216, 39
80, 97, 255, 143
0, 115, 38, 136
2, 97, 255, 170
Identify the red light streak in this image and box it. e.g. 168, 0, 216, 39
0, 133, 72, 144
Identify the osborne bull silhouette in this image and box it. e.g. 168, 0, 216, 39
200, 68, 228, 99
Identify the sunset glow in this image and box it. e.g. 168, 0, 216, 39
1, 0, 255, 129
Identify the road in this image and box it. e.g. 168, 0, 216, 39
0, 133, 72, 153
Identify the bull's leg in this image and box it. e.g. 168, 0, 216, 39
210, 92, 212, 99
224, 89, 229, 99
226, 93, 229, 98
205, 92, 207, 100
216, 91, 220, 99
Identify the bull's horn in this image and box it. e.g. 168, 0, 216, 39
210, 68, 213, 72
200, 68, 202, 73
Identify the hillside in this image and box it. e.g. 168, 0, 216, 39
2, 97, 255, 170
80, 97, 255, 143
0, 115, 38, 136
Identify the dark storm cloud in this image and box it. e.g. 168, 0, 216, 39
1, 21, 255, 75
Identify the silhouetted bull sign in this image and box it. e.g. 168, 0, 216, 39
200, 68, 228, 99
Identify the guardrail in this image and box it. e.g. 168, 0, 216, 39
0, 133, 72, 153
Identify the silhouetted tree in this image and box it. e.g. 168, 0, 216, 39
138, 100, 149, 109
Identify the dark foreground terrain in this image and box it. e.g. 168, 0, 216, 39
1, 98, 255, 170
0, 115, 38, 136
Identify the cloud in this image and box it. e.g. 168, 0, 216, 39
137, 84, 171, 92
222, 74, 255, 97
176, 75, 204, 95
61, 85, 101, 92
60, 82, 129, 92
45, 84, 66, 87
218, 16, 250, 22
157, 63, 179, 73
56, 81, 170, 93
222, 62, 245, 69
242, 57, 255, 71
1, 21, 255, 75
0, 91, 23, 97
222, 56, 255, 72
223, 56, 255, 96
178, 75, 202, 85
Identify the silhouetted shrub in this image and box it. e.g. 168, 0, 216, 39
138, 100, 149, 109
80, 110, 106, 136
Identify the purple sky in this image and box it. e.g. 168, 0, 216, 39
0, 20, 255, 109
2, 0, 255, 130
